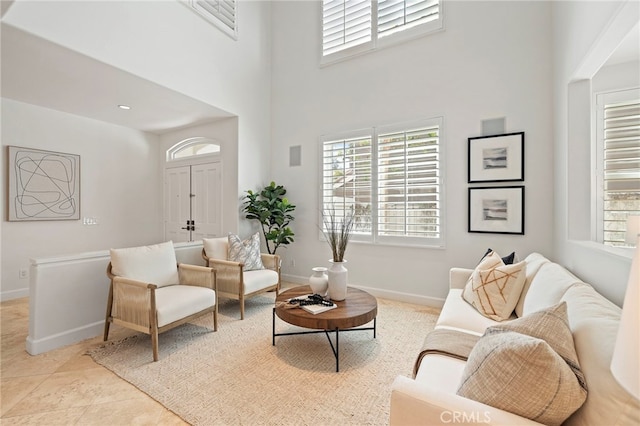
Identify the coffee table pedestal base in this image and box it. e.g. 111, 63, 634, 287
272, 308, 376, 372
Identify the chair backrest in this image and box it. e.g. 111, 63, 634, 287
203, 237, 229, 260
109, 241, 179, 287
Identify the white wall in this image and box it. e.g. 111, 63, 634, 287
1, 0, 273, 195
1, 1, 273, 299
270, 1, 554, 303
1, 99, 163, 300
552, 0, 639, 306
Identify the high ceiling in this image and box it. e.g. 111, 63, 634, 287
1, 7, 636, 135
1, 23, 232, 134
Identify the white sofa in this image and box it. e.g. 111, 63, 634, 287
390, 253, 640, 425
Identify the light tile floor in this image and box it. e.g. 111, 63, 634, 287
0, 297, 188, 425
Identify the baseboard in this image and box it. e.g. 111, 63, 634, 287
280, 273, 445, 308
26, 320, 104, 356
1, 288, 29, 302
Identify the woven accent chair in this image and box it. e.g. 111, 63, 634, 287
104, 241, 218, 362
202, 237, 280, 320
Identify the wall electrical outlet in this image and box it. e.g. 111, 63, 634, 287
83, 217, 99, 226
19, 268, 29, 279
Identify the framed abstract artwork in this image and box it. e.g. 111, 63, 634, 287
7, 146, 80, 221
468, 132, 524, 183
468, 186, 525, 235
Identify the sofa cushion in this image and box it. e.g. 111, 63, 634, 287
155, 284, 216, 327
521, 261, 582, 317
110, 241, 179, 288
560, 284, 640, 426
203, 237, 229, 261
515, 252, 550, 317
462, 251, 527, 321
457, 330, 587, 426
488, 302, 586, 391
436, 289, 511, 336
414, 354, 467, 394
228, 232, 264, 271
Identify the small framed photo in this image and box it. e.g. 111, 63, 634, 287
468, 186, 524, 235
468, 132, 524, 183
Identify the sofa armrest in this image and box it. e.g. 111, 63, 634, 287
449, 268, 473, 290
390, 376, 543, 426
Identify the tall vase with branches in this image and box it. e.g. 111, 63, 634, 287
322, 205, 355, 301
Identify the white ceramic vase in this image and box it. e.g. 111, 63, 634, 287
309, 267, 328, 296
327, 260, 348, 301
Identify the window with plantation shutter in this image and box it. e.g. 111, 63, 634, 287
377, 124, 440, 240
185, 0, 237, 39
377, 0, 440, 38
321, 0, 443, 63
322, 132, 373, 236
595, 88, 640, 247
322, 0, 372, 56
321, 118, 444, 247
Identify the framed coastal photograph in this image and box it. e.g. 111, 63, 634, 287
7, 146, 80, 221
468, 132, 524, 183
468, 186, 524, 234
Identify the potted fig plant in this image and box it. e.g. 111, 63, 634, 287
242, 182, 296, 255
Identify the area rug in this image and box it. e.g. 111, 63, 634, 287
89, 293, 440, 425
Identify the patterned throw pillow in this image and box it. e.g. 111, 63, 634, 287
228, 232, 264, 271
457, 330, 587, 426
462, 251, 527, 321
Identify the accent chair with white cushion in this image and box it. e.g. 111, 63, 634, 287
105, 241, 218, 362
202, 234, 280, 319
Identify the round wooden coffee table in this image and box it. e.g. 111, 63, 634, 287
272, 285, 377, 372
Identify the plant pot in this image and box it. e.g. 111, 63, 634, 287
309, 267, 328, 296
327, 260, 348, 301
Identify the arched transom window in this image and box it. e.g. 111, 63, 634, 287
167, 137, 220, 161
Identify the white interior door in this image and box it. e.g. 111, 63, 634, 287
164, 166, 192, 243
164, 161, 222, 242
191, 162, 222, 240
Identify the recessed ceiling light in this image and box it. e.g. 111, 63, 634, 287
118, 104, 131, 110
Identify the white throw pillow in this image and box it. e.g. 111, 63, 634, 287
228, 232, 264, 271
110, 241, 179, 288
462, 251, 527, 321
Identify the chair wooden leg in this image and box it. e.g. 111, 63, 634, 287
103, 320, 111, 342
151, 327, 159, 362
240, 294, 245, 320
104, 283, 114, 341
212, 309, 218, 332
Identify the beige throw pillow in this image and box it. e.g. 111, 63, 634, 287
457, 331, 587, 426
489, 302, 587, 390
462, 251, 527, 321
